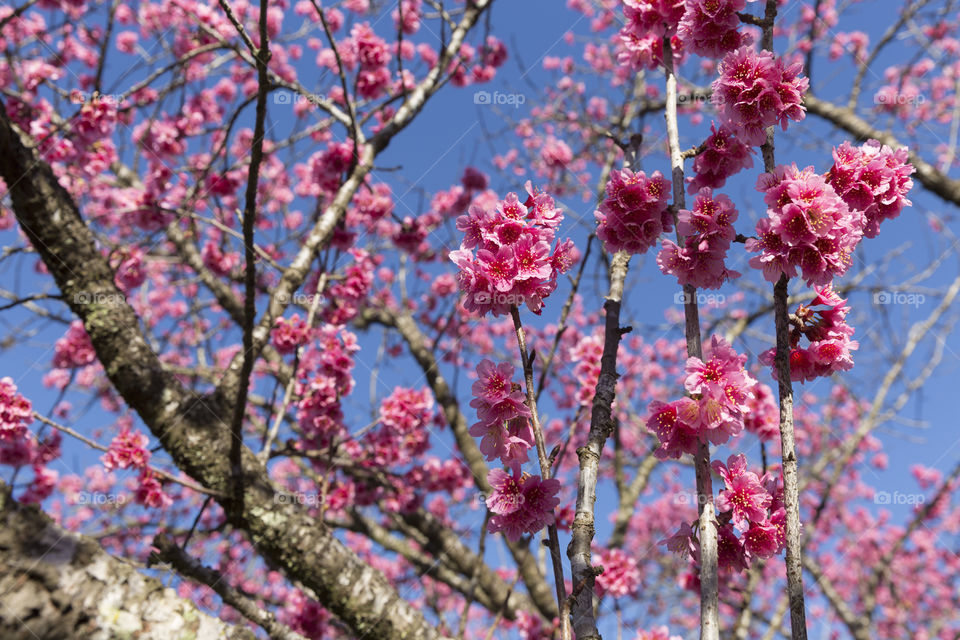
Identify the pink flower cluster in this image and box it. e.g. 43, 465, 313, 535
646, 335, 756, 459
742, 380, 780, 441
746, 164, 863, 286
102, 427, 151, 470
341, 23, 393, 100
0, 377, 32, 440
468, 360, 534, 473
0, 377, 60, 505
635, 627, 683, 640
618, 0, 686, 69
367, 387, 434, 467
52, 320, 97, 369
687, 123, 754, 194
595, 168, 672, 255
272, 314, 310, 354
594, 547, 641, 598
467, 360, 559, 541
450, 186, 578, 317
21, 465, 58, 504
662, 455, 785, 579
114, 248, 147, 291
485, 468, 560, 542
296, 327, 359, 450
759, 285, 858, 382
712, 48, 809, 146
657, 187, 741, 289
624, 0, 685, 37
678, 0, 749, 58
324, 248, 376, 324
715, 455, 786, 559
135, 470, 172, 509
825, 139, 915, 238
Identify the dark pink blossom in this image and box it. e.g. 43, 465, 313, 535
648, 336, 755, 457
759, 285, 858, 382
52, 321, 96, 369
595, 547, 641, 598
687, 123, 754, 193
595, 169, 672, 255
712, 47, 809, 146
0, 377, 32, 440
747, 164, 864, 286
451, 187, 577, 317
713, 454, 772, 530
102, 428, 151, 470
657, 188, 740, 289
717, 523, 748, 573
135, 471, 172, 509
825, 139, 915, 238
271, 314, 310, 354
485, 470, 561, 542
678, 0, 749, 59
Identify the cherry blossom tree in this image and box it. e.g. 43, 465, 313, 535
1, 0, 960, 639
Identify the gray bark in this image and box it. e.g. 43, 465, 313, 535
0, 486, 255, 640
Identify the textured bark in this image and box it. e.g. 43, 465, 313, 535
151, 534, 308, 640
0, 486, 255, 640
0, 102, 450, 640
772, 276, 808, 640
567, 250, 630, 640
664, 37, 718, 640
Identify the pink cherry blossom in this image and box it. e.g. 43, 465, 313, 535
452, 187, 577, 317
657, 187, 741, 289
595, 547, 641, 598
102, 427, 151, 470
135, 471, 172, 509
271, 314, 310, 354
713, 454, 772, 530
485, 470, 560, 542
678, 0, 749, 59
747, 164, 864, 286
687, 122, 754, 194
648, 336, 756, 458
596, 168, 672, 255
825, 139, 915, 238
759, 285, 858, 382
635, 627, 683, 640
712, 47, 809, 146
52, 321, 97, 369
0, 377, 33, 440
